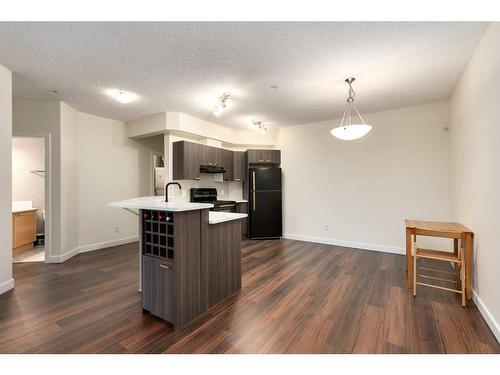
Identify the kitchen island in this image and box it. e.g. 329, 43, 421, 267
107, 196, 247, 329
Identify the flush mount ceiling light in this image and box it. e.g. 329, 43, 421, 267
330, 77, 372, 141
213, 93, 231, 116
106, 89, 138, 104
251, 119, 268, 134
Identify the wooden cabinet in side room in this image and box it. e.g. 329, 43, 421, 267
12, 209, 37, 250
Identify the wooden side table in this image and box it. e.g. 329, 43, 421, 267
405, 219, 473, 299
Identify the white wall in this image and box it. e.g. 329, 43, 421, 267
449, 23, 500, 341
76, 108, 152, 250
60, 103, 80, 255
0, 64, 13, 294
278, 101, 453, 253
12, 99, 160, 261
12, 137, 45, 211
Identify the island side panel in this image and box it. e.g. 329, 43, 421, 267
207, 220, 242, 307
138, 209, 143, 292
200, 209, 210, 312
173, 209, 204, 328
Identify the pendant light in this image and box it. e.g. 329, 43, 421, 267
330, 77, 372, 140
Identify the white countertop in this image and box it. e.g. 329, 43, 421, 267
106, 196, 213, 212
12, 200, 37, 213
209, 211, 248, 224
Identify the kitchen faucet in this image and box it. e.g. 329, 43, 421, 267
165, 182, 182, 202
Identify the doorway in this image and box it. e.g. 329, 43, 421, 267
12, 134, 51, 263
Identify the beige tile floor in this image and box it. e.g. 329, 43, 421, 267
13, 246, 45, 263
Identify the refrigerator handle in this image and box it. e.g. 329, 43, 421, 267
253, 191, 256, 211
252, 170, 256, 191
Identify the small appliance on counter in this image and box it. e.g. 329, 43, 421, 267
248, 167, 282, 239
190, 188, 236, 212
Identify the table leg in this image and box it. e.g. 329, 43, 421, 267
466, 232, 472, 299
406, 228, 412, 288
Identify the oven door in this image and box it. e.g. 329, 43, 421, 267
211, 204, 236, 213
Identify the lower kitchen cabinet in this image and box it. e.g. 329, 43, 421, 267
140, 208, 244, 329
142, 256, 175, 323
235, 202, 248, 236
141, 209, 203, 328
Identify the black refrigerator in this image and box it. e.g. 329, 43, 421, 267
249, 167, 282, 239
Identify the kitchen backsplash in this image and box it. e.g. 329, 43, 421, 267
164, 174, 243, 202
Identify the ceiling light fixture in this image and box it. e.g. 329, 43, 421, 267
106, 89, 138, 104
213, 93, 231, 116
330, 77, 372, 141
251, 119, 268, 134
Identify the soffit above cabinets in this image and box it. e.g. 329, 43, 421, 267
126, 111, 278, 147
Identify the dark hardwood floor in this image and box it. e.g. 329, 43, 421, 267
0, 239, 498, 353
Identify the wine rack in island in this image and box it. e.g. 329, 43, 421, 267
142, 210, 174, 260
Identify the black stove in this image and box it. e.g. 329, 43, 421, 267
190, 188, 236, 212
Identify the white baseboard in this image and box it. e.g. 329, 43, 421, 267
0, 278, 14, 295
283, 233, 405, 255
45, 247, 80, 263
45, 236, 138, 263
473, 290, 500, 343
78, 236, 139, 254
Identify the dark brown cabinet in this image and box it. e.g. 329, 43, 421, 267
206, 220, 242, 307
173, 141, 246, 182
141, 209, 203, 329
247, 149, 281, 165
173, 141, 281, 180
142, 256, 175, 323
233, 151, 246, 182
235, 202, 248, 236
173, 141, 203, 180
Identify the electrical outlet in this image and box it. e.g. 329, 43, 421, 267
114, 226, 120, 233
324, 225, 329, 232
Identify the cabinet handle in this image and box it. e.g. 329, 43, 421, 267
194, 177, 200, 180
258, 159, 264, 162
266, 160, 271, 162
235, 178, 241, 181
160, 264, 172, 270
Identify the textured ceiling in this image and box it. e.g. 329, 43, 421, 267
0, 22, 488, 129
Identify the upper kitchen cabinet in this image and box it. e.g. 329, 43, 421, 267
173, 140, 241, 181
247, 149, 281, 165
173, 141, 203, 180
221, 149, 234, 182
233, 151, 246, 182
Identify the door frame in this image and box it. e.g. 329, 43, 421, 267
12, 132, 52, 263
